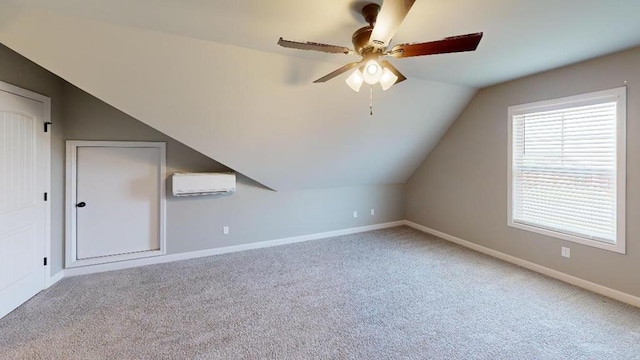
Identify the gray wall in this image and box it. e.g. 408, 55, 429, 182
62, 82, 405, 256
406, 46, 640, 297
1, 42, 404, 274
0, 44, 65, 274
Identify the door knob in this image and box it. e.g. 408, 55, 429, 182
76, 202, 86, 208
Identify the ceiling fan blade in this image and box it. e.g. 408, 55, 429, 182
278, 38, 353, 55
313, 62, 362, 83
370, 0, 416, 48
379, 60, 407, 84
387, 32, 483, 58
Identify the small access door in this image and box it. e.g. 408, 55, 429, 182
66, 141, 165, 268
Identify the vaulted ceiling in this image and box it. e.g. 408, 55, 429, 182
1, 1, 639, 191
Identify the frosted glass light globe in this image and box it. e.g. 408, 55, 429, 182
380, 67, 399, 91
345, 69, 364, 92
362, 60, 382, 85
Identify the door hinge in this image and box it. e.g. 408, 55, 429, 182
44, 192, 48, 201
44, 122, 52, 132
43, 257, 48, 266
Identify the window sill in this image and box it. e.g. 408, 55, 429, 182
508, 220, 625, 254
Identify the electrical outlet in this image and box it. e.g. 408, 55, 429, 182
561, 247, 570, 258
371, 208, 375, 216
353, 211, 358, 218
223, 226, 229, 235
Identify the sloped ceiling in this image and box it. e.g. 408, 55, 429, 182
0, 4, 476, 191
3, 0, 640, 87
1, 1, 639, 191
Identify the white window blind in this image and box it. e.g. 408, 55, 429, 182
508, 87, 626, 253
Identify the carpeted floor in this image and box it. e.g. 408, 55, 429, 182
1, 226, 639, 359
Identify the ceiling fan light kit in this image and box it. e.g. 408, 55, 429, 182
278, 0, 483, 98
345, 61, 398, 92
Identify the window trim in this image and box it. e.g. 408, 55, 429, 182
507, 87, 626, 254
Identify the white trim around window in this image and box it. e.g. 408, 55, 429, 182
507, 87, 626, 254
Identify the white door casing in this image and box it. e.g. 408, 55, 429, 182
66, 141, 166, 268
0, 81, 51, 319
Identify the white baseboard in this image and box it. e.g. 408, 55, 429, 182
57, 219, 640, 308
46, 271, 64, 288
404, 220, 640, 308
63, 221, 405, 277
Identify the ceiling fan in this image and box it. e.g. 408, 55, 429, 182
277, 0, 483, 92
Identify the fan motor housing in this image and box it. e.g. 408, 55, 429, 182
353, 3, 382, 55
352, 26, 374, 55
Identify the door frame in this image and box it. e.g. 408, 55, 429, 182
65, 141, 166, 268
0, 80, 51, 287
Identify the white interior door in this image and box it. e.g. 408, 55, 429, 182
0, 87, 47, 318
68, 142, 166, 267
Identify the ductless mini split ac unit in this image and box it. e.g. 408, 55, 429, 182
171, 172, 236, 197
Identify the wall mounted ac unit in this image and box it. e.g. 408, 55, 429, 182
171, 172, 236, 197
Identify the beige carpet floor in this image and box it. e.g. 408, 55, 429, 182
1, 226, 639, 359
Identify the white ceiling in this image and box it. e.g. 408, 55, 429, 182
0, 4, 476, 190
1, 1, 639, 191
3, 0, 640, 87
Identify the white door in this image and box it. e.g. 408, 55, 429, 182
67, 142, 166, 267
0, 87, 47, 319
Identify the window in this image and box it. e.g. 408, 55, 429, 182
508, 87, 626, 253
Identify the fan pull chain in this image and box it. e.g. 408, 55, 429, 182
369, 85, 374, 116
